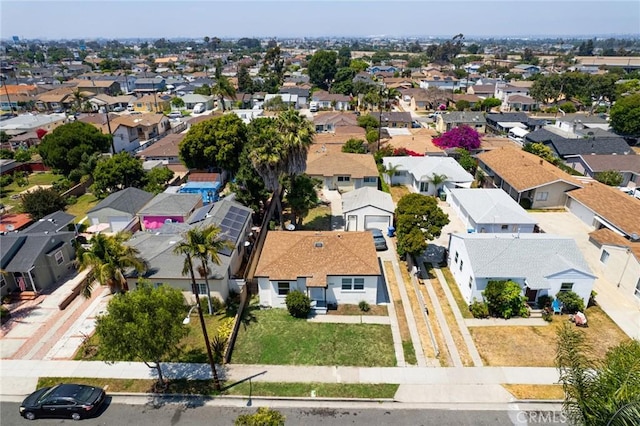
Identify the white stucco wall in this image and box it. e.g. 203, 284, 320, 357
343, 205, 393, 231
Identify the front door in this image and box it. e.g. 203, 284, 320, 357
309, 287, 324, 302
525, 287, 538, 304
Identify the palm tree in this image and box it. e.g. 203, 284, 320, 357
211, 75, 236, 112
276, 110, 315, 177
76, 232, 147, 298
71, 88, 87, 112
429, 173, 448, 195
172, 226, 225, 390
383, 163, 401, 186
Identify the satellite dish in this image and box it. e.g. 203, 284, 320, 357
6, 224, 14, 231
632, 233, 639, 241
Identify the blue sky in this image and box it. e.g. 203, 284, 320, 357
1, 1, 638, 39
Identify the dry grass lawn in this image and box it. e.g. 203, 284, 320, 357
469, 306, 630, 367
438, 266, 473, 319
503, 384, 564, 400
389, 185, 411, 203
383, 261, 417, 365
334, 304, 388, 316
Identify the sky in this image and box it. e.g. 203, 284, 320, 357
1, 0, 639, 40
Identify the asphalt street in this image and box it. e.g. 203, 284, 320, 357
0, 400, 569, 425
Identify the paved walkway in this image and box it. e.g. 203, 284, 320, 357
322, 189, 344, 231
307, 315, 390, 325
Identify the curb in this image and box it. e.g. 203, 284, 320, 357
108, 391, 396, 404
513, 399, 564, 404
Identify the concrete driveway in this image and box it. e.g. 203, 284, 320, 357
530, 211, 640, 339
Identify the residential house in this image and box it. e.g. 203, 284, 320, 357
525, 129, 633, 159
382, 156, 474, 196
136, 133, 185, 164
129, 94, 171, 113
505, 94, 538, 112
179, 94, 214, 111
312, 131, 368, 154
485, 112, 545, 134
476, 146, 582, 209
0, 231, 76, 297
588, 228, 640, 302
512, 64, 541, 78
21, 211, 75, 234
466, 84, 496, 99
0, 113, 68, 137
306, 151, 379, 192
419, 76, 461, 91
565, 182, 640, 240
369, 65, 398, 74
92, 113, 171, 152
313, 112, 359, 133
178, 181, 221, 205
448, 188, 538, 234
554, 114, 610, 134
435, 111, 486, 133
256, 231, 381, 311
137, 193, 202, 230
87, 187, 154, 233
387, 128, 445, 157
311, 91, 352, 111
353, 72, 376, 86
565, 154, 640, 188
448, 233, 596, 306
0, 213, 33, 233
279, 87, 309, 108
35, 87, 76, 111
494, 81, 534, 103
369, 111, 412, 129
72, 79, 121, 96
342, 187, 395, 232
452, 94, 482, 109
133, 77, 166, 93
126, 199, 253, 302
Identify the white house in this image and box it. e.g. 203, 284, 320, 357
342, 187, 395, 232
306, 152, 379, 192
448, 188, 537, 234
448, 233, 596, 307
382, 156, 474, 196
256, 231, 381, 313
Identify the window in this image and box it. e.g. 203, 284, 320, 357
419, 181, 429, 192
635, 279, 640, 299
394, 170, 407, 177
535, 191, 549, 201
54, 250, 64, 265
459, 260, 464, 271
341, 278, 365, 291
468, 277, 473, 289
501, 225, 508, 230
277, 282, 290, 296
454, 251, 459, 264
560, 283, 573, 292
337, 176, 350, 182
600, 250, 610, 264
363, 177, 377, 183
197, 283, 208, 295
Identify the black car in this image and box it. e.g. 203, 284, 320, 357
20, 383, 106, 421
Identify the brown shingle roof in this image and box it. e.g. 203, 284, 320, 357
568, 182, 640, 237
477, 146, 582, 192
137, 133, 185, 159
306, 151, 378, 178
388, 128, 444, 155
579, 154, 640, 174
589, 228, 640, 261
255, 231, 380, 287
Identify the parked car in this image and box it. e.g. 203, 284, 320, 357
193, 103, 205, 114
20, 383, 106, 421
368, 228, 388, 251
168, 111, 182, 119
112, 106, 125, 112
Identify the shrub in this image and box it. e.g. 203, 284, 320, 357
211, 296, 225, 313
469, 299, 489, 318
556, 291, 584, 314
559, 102, 577, 113
542, 309, 553, 322
235, 407, 285, 426
216, 317, 235, 341
285, 290, 311, 318
588, 290, 597, 308
483, 280, 529, 319
537, 294, 553, 309
358, 300, 370, 312
66, 195, 77, 205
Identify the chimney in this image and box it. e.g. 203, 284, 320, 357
540, 159, 543, 165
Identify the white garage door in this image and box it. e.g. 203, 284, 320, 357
364, 215, 390, 231
566, 199, 595, 228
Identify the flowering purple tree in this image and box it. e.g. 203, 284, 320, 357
433, 125, 482, 150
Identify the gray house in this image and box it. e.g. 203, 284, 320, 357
21, 211, 75, 234
87, 187, 154, 233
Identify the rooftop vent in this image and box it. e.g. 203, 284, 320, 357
314, 242, 324, 248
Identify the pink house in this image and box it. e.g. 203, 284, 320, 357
137, 193, 202, 231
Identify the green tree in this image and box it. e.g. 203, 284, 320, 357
349, 59, 369, 73
75, 231, 147, 297
230, 137, 269, 215
285, 174, 321, 226
610, 93, 640, 136
308, 50, 338, 89
235, 407, 285, 426
263, 95, 287, 111
523, 142, 558, 164
456, 99, 470, 111
212, 75, 236, 111
337, 45, 351, 68
237, 64, 253, 93
170, 97, 185, 109
530, 75, 563, 105
144, 166, 174, 194
179, 114, 247, 172
14, 148, 33, 163
194, 84, 212, 96
395, 193, 449, 257
91, 152, 146, 198
556, 323, 640, 426
429, 173, 448, 194
94, 282, 187, 386
595, 170, 623, 187
341, 138, 367, 154
19, 187, 67, 220
357, 115, 379, 132
0, 131, 11, 144
482, 280, 529, 319
455, 147, 477, 174
38, 122, 112, 176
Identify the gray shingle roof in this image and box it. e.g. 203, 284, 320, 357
342, 187, 395, 214
88, 187, 155, 216
0, 232, 74, 272
449, 189, 537, 226
441, 112, 487, 124
137, 193, 201, 216
526, 129, 633, 157
22, 211, 75, 234
454, 233, 594, 289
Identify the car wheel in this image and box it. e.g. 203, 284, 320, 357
71, 412, 82, 421
24, 412, 36, 420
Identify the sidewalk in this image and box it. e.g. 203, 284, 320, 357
307, 315, 390, 325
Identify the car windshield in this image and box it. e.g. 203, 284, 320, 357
37, 386, 58, 403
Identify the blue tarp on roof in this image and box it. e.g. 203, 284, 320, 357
179, 181, 221, 204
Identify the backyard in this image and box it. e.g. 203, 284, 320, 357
468, 306, 630, 367
232, 308, 396, 367
0, 171, 63, 211
65, 193, 100, 222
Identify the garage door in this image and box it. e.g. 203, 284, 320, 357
109, 217, 132, 232
364, 215, 390, 231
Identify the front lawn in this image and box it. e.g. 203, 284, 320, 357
232, 308, 395, 366
469, 306, 630, 367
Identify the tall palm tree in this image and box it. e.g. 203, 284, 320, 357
71, 88, 87, 112
383, 163, 402, 186
211, 75, 236, 112
429, 173, 448, 195
76, 232, 147, 298
172, 225, 225, 390
276, 110, 315, 177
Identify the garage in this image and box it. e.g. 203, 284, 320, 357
566, 198, 596, 228
364, 215, 390, 231
109, 216, 133, 232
